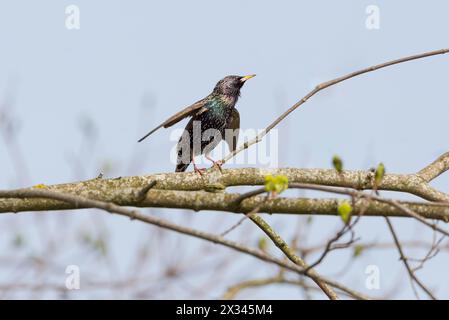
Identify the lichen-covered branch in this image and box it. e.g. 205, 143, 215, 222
1, 187, 449, 220
0, 152, 448, 219
0, 187, 371, 300
418, 152, 449, 182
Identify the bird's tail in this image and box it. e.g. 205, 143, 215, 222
137, 124, 164, 143
176, 147, 191, 172
175, 161, 190, 173
175, 130, 192, 172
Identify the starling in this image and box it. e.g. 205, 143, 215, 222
138, 75, 255, 174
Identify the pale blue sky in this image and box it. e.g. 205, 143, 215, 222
0, 1, 448, 299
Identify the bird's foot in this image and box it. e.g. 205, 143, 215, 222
210, 160, 223, 173
193, 164, 207, 176
205, 156, 223, 173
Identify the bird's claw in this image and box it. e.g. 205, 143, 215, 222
194, 165, 207, 176
205, 155, 223, 173
211, 160, 223, 173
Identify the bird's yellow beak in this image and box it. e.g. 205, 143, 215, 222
240, 74, 256, 82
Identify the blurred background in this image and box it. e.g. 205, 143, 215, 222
0, 0, 448, 299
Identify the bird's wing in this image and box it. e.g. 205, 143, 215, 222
224, 108, 240, 152
138, 98, 209, 142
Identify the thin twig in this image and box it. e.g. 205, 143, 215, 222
236, 183, 449, 237
246, 210, 339, 300
0, 188, 370, 300
235, 193, 340, 299
222, 275, 359, 300
384, 217, 436, 300
222, 48, 449, 163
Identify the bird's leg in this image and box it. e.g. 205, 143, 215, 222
192, 157, 206, 176
205, 154, 223, 173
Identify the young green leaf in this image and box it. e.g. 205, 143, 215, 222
338, 201, 352, 224
375, 162, 386, 186
264, 175, 289, 195
332, 155, 343, 173
353, 245, 364, 257
258, 237, 268, 252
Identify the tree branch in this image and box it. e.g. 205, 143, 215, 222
2, 150, 449, 216
222, 276, 361, 300
221, 48, 449, 163
384, 217, 436, 300
417, 152, 449, 183
247, 213, 338, 299
2, 185, 449, 220
0, 187, 370, 300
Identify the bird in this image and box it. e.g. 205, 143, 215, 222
138, 74, 255, 174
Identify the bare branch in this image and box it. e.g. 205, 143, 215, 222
417, 152, 449, 182
222, 275, 359, 300
0, 187, 370, 300
2, 185, 449, 220
247, 213, 339, 299
222, 48, 449, 163
384, 217, 436, 300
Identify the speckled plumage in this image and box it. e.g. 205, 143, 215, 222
138, 75, 255, 173
175, 93, 237, 172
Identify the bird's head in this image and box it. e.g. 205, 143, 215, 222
213, 74, 256, 96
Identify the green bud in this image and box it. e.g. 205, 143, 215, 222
353, 245, 364, 257
264, 175, 289, 195
338, 201, 352, 224
375, 163, 385, 186
332, 155, 343, 173
258, 237, 268, 251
